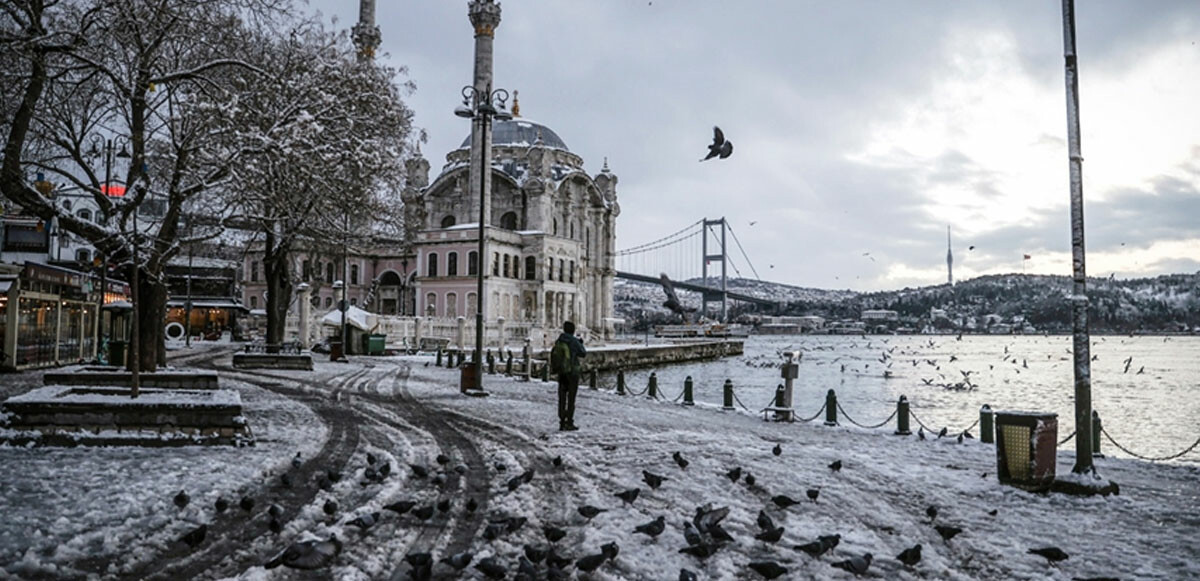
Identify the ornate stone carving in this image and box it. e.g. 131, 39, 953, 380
469, 0, 502, 37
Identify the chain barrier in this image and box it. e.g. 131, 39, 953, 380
908, 409, 935, 433
626, 383, 649, 397
1102, 427, 1200, 462
960, 418, 980, 436
672, 389, 685, 403
1058, 430, 1076, 446
836, 402, 898, 430
730, 390, 754, 413
796, 402, 827, 423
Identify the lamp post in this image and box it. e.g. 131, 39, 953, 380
455, 84, 512, 394
87, 136, 129, 363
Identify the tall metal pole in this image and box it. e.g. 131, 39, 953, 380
184, 219, 193, 348
130, 194, 140, 398
341, 211, 349, 358
1061, 0, 1093, 472
473, 107, 488, 392
96, 142, 113, 362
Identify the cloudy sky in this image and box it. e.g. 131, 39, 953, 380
308, 0, 1199, 291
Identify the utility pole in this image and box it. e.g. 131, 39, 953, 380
1061, 0, 1094, 473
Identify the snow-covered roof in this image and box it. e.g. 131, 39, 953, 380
458, 118, 569, 151
320, 305, 377, 332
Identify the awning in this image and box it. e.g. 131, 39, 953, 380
322, 305, 377, 332
0, 280, 12, 293
167, 298, 250, 311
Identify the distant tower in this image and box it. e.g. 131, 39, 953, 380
352, 0, 381, 62
946, 225, 954, 286
467, 0, 502, 222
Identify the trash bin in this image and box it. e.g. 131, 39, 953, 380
362, 333, 386, 356
329, 339, 344, 361
994, 411, 1058, 491
108, 340, 127, 367
460, 361, 479, 392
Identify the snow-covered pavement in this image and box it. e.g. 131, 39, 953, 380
2, 350, 1197, 580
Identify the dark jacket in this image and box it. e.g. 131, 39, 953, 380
555, 332, 587, 377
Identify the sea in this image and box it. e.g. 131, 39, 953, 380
606, 334, 1200, 465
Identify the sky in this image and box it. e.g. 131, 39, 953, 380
306, 0, 1200, 292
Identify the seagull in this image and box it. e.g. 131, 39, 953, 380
264, 534, 342, 570
700, 126, 734, 161
897, 544, 922, 566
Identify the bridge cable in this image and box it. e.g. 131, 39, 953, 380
616, 219, 704, 256
724, 222, 761, 281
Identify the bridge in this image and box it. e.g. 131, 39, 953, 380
614, 217, 778, 320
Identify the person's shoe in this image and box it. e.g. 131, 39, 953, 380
564, 421, 579, 431
559, 421, 568, 431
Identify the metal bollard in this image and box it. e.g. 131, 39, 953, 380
774, 384, 785, 408
824, 389, 838, 426
683, 376, 694, 405
487, 352, 495, 375
436, 348, 443, 367
446, 350, 455, 368
980, 404, 994, 444
895, 395, 911, 435
505, 353, 513, 375
542, 362, 550, 382
722, 379, 734, 411
617, 370, 626, 395
589, 369, 598, 390
1092, 410, 1104, 458
648, 372, 658, 399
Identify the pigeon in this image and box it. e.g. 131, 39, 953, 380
918, 427, 926, 441
643, 470, 667, 489
384, 500, 416, 515
521, 469, 536, 484
576, 551, 608, 572
795, 534, 840, 557
700, 126, 734, 161
601, 541, 620, 559
694, 504, 730, 533
679, 569, 699, 581
454, 464, 469, 475
898, 543, 922, 566
683, 521, 704, 547
578, 505, 607, 520
214, 497, 229, 513
552, 455, 563, 467
517, 556, 538, 579
405, 552, 433, 579
378, 462, 391, 479
494, 462, 507, 472
505, 516, 528, 534
483, 522, 508, 541
937, 427, 948, 439
327, 469, 342, 483
707, 523, 735, 543
1029, 547, 1070, 562
466, 498, 479, 513
679, 542, 721, 559
524, 544, 548, 564
411, 504, 435, 521
806, 488, 820, 503
291, 451, 303, 469
317, 476, 332, 491
180, 523, 207, 548
547, 566, 570, 581
772, 443, 782, 456
280, 473, 293, 489
615, 488, 640, 505
475, 556, 508, 579
635, 516, 667, 538
926, 506, 938, 521
323, 499, 338, 516
771, 495, 801, 509
673, 451, 689, 469
935, 525, 963, 541
546, 547, 573, 569
726, 467, 743, 483
507, 474, 525, 492
268, 503, 284, 519
173, 490, 190, 509
829, 460, 842, 472
957, 433, 964, 444
436, 453, 450, 465
346, 511, 380, 531
544, 525, 567, 543
831, 552, 873, 575
744, 473, 757, 487
755, 526, 785, 543
437, 498, 452, 513
240, 496, 255, 512
264, 534, 342, 570
748, 560, 788, 579
988, 509, 998, 517
367, 452, 377, 465
410, 464, 429, 479
756, 510, 776, 532
268, 517, 283, 534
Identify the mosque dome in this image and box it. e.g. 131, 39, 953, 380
459, 118, 569, 151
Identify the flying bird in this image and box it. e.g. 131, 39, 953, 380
700, 126, 734, 161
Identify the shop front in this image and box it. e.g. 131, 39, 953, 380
1, 261, 116, 371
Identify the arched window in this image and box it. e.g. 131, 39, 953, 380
466, 292, 477, 317
311, 295, 320, 307
558, 259, 565, 282
302, 260, 312, 281
553, 218, 558, 236
350, 264, 359, 285
441, 215, 456, 228
448, 252, 458, 276
500, 211, 518, 230
350, 297, 357, 306
492, 252, 500, 276
468, 251, 478, 275
75, 249, 90, 264
62, 199, 72, 210
250, 261, 259, 282
569, 260, 576, 283
570, 221, 575, 239
525, 256, 536, 280
546, 258, 553, 281
447, 292, 458, 318
324, 296, 333, 308
325, 262, 334, 283
78, 209, 92, 222
511, 254, 520, 279
425, 292, 437, 317
502, 254, 510, 277
427, 252, 438, 277
250, 295, 258, 309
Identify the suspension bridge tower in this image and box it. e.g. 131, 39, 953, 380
701, 217, 728, 321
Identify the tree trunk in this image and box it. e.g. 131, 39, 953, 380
127, 267, 166, 373
263, 231, 293, 349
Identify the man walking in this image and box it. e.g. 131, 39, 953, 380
550, 321, 586, 431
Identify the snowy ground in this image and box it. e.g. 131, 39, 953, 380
1, 348, 1197, 580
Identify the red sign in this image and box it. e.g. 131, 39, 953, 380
101, 183, 126, 197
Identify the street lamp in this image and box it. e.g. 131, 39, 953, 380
86, 136, 129, 364
332, 279, 347, 361
455, 84, 512, 394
